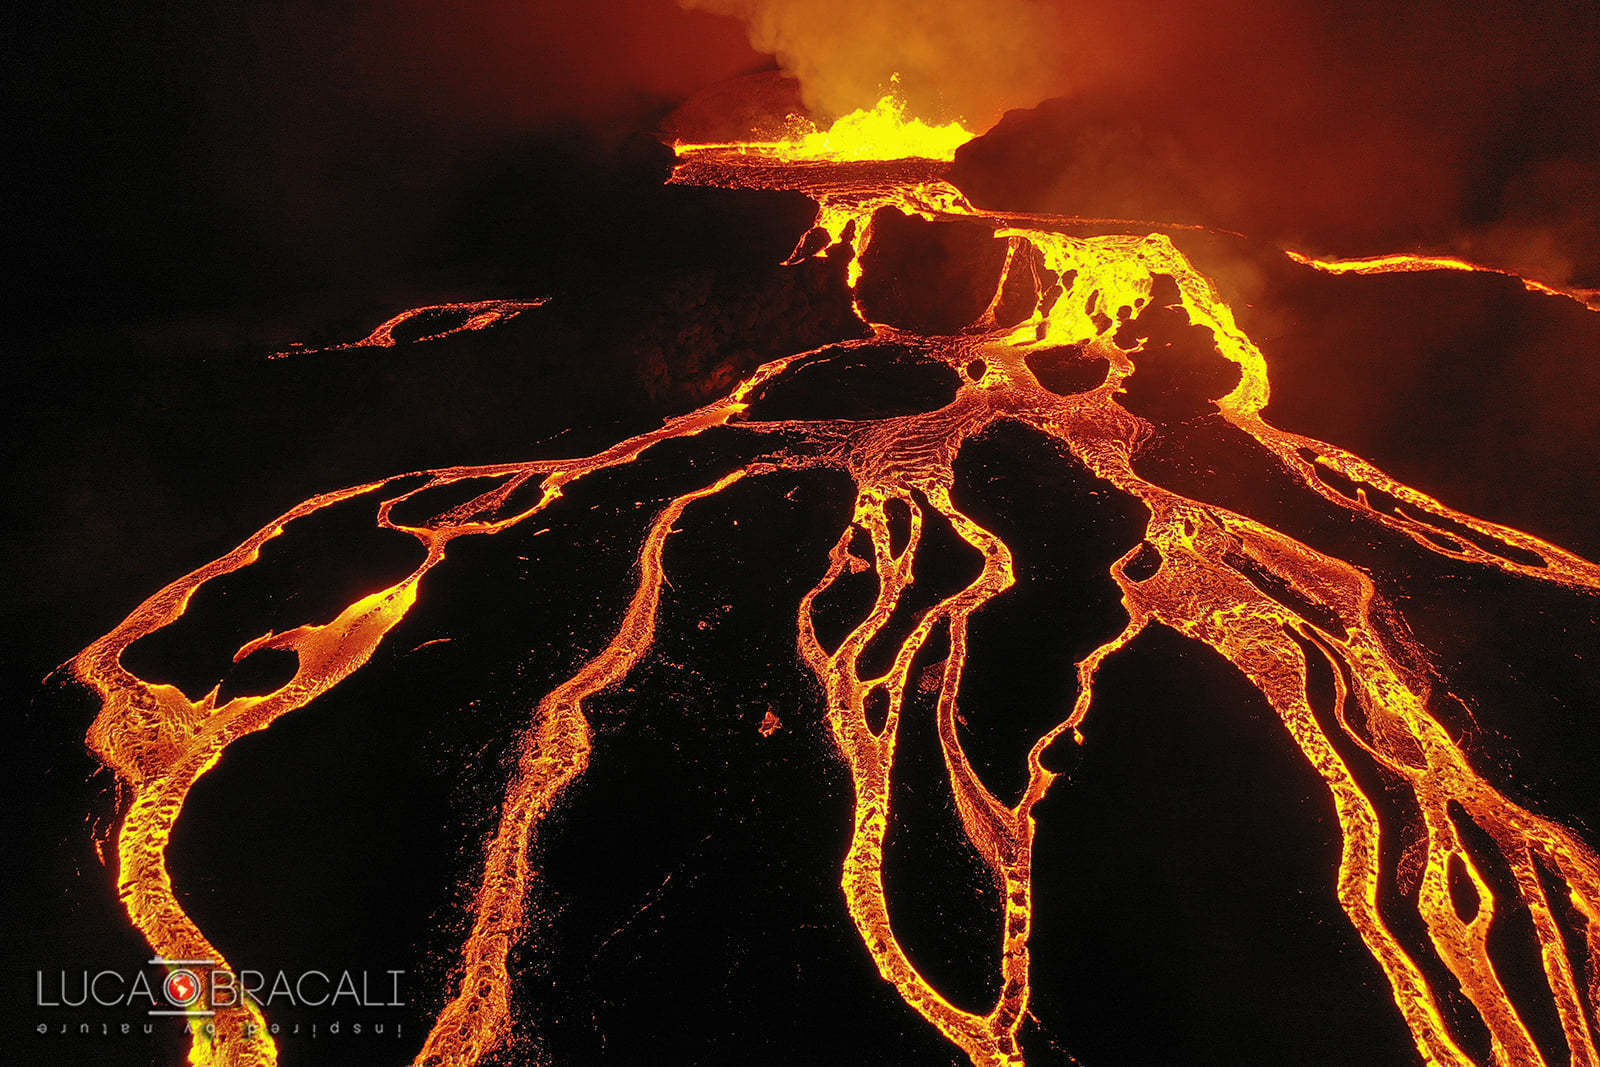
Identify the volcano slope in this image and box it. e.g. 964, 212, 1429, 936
68, 130, 1600, 1067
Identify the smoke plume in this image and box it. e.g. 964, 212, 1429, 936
678, 0, 1067, 125
689, 0, 1599, 284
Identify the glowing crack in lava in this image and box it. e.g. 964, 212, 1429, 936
73, 107, 1600, 1067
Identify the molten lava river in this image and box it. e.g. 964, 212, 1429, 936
73, 108, 1600, 1066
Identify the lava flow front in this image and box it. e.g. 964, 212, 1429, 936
73, 101, 1600, 1067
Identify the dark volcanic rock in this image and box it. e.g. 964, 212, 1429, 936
952, 96, 1212, 229
855, 209, 1008, 335
659, 70, 808, 144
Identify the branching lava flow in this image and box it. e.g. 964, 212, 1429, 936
74, 108, 1600, 1067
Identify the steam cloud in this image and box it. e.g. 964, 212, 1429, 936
678, 0, 1067, 125
688, 0, 1599, 285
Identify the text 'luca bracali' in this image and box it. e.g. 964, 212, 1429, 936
34, 957, 410, 1044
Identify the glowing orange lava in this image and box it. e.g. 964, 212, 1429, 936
674, 84, 975, 163
1285, 250, 1600, 312
270, 299, 547, 358
74, 116, 1600, 1067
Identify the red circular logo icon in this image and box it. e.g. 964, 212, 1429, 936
163, 969, 202, 1007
